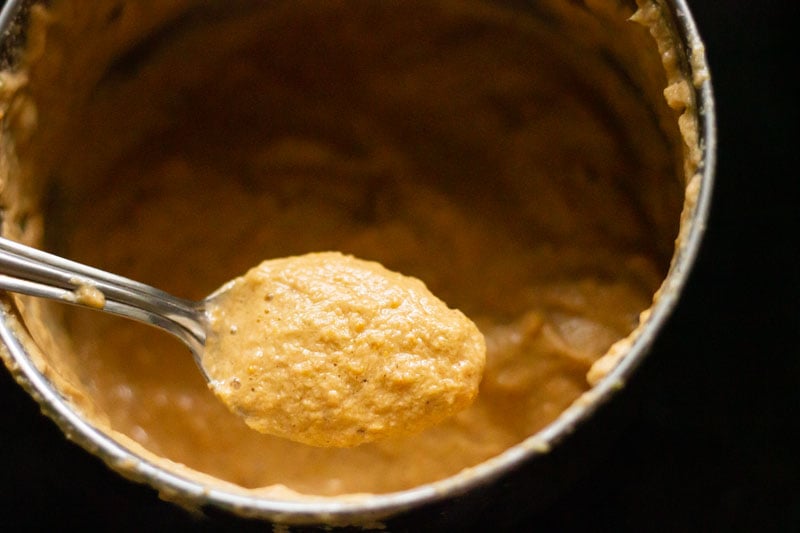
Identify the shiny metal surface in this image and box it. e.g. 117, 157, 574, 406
0, 237, 205, 358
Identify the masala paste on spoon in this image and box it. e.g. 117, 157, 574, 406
203, 252, 485, 447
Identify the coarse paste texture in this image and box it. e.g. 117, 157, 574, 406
203, 252, 486, 447
0, 0, 697, 503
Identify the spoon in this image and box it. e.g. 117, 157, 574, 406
0, 236, 486, 447
0, 236, 207, 375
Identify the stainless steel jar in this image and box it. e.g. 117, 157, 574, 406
0, 0, 714, 528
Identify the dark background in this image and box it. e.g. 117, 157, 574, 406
1, 1, 797, 531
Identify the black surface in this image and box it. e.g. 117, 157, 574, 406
1, 1, 797, 531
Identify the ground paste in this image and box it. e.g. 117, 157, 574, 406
0, 0, 692, 499
203, 252, 485, 447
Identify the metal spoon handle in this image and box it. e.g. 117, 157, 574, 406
0, 237, 205, 356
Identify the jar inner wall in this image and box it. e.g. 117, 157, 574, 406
0, 0, 685, 498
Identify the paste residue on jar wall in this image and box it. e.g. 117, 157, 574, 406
0, 0, 697, 500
